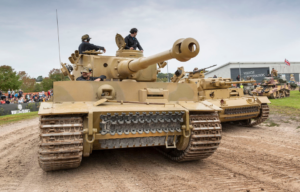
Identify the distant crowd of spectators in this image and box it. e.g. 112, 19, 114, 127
0, 89, 53, 104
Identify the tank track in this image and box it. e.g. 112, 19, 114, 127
270, 89, 290, 99
245, 104, 269, 127
156, 112, 222, 162
38, 116, 83, 171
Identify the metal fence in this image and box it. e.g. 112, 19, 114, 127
0, 102, 41, 116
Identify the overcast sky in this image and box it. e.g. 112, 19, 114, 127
0, 0, 299, 78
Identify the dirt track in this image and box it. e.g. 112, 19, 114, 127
0, 116, 300, 192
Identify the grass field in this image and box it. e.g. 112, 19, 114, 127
0, 112, 39, 126
269, 90, 300, 116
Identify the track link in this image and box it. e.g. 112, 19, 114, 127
38, 116, 83, 171
246, 104, 269, 127
157, 112, 222, 162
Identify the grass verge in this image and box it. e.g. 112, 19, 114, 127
269, 90, 300, 117
0, 112, 38, 126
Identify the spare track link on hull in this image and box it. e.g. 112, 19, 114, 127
38, 116, 83, 171
156, 112, 222, 162
246, 104, 269, 127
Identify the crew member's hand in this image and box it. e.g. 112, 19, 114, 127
140, 50, 144, 52
94, 78, 101, 81
130, 47, 134, 50
103, 48, 106, 53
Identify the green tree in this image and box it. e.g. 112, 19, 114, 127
36, 76, 43, 82
156, 73, 174, 82
0, 65, 22, 91
41, 78, 53, 91
156, 77, 168, 82
49, 68, 69, 81
39, 68, 69, 91
34, 83, 43, 92
19, 71, 36, 92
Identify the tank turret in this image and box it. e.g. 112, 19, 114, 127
63, 34, 199, 82
197, 78, 255, 90
171, 65, 255, 88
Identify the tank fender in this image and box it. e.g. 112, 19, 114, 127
177, 100, 222, 111
256, 96, 271, 104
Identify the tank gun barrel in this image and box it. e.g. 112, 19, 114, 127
192, 64, 217, 74
118, 38, 200, 77
233, 80, 256, 84
211, 80, 255, 86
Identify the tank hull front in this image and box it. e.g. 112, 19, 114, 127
206, 97, 261, 122
37, 81, 222, 171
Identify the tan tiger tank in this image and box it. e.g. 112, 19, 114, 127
38, 34, 223, 171
171, 66, 270, 126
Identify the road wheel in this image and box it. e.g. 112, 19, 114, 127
270, 92, 277, 99
276, 91, 281, 99
286, 90, 290, 97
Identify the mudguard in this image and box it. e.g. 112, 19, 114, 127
257, 96, 271, 104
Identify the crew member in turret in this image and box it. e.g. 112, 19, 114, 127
76, 67, 103, 81
271, 68, 278, 77
79, 34, 106, 54
87, 68, 106, 81
124, 28, 143, 52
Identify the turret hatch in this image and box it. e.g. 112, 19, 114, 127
115, 33, 126, 50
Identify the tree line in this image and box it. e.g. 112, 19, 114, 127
0, 65, 69, 92
156, 73, 174, 82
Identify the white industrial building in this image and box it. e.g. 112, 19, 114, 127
205, 62, 300, 82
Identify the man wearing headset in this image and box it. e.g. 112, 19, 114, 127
124, 28, 143, 52
76, 67, 106, 81
79, 34, 106, 54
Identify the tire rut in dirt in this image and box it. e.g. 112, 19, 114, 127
211, 148, 299, 191
117, 149, 200, 191
39, 116, 84, 171
222, 133, 300, 163
213, 133, 300, 191
0, 136, 39, 191
221, 139, 300, 172
144, 150, 283, 192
